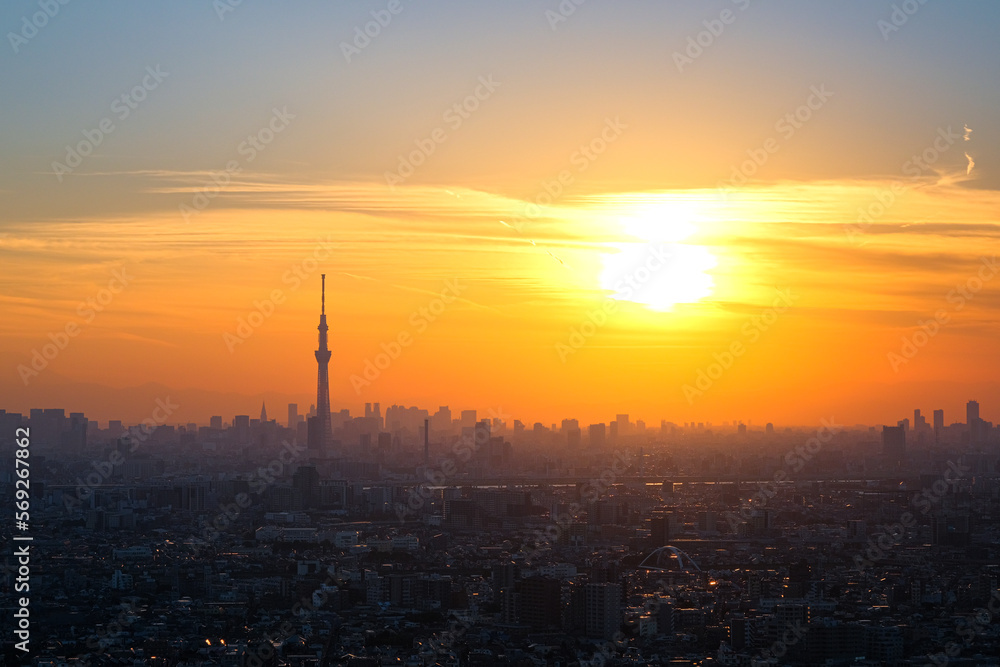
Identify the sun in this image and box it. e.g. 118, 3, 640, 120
598, 199, 717, 311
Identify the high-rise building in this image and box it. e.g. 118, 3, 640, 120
377, 432, 392, 461
233, 415, 250, 444
562, 419, 581, 447
882, 425, 905, 458
589, 423, 606, 450
432, 406, 451, 432
287, 403, 298, 429
492, 562, 516, 601
585, 582, 622, 640
292, 465, 320, 507
313, 275, 333, 452
650, 512, 673, 545
615, 414, 630, 437
932, 408, 944, 444
307, 415, 322, 451
967, 400, 983, 441
209, 416, 222, 430
967, 400, 980, 425
729, 614, 750, 651
423, 419, 429, 465
657, 601, 675, 635
518, 576, 562, 631
67, 412, 88, 448
30, 408, 68, 448
474, 419, 491, 446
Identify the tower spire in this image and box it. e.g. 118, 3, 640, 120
311, 274, 333, 453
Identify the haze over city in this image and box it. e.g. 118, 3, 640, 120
3, 2, 1000, 666
3, 1, 1000, 427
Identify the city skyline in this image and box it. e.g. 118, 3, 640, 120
5, 3, 1000, 664
8, 269, 1000, 429
3, 2, 1000, 427
5, 396, 994, 437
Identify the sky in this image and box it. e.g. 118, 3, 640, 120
2, 0, 999, 428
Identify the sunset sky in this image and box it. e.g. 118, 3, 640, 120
2, 0, 999, 427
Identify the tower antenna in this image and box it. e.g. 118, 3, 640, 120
311, 273, 333, 453
321, 273, 326, 315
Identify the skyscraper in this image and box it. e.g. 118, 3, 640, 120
882, 425, 905, 458
313, 274, 333, 452
615, 414, 630, 436
287, 403, 298, 429
234, 415, 250, 444
584, 582, 622, 640
589, 423, 606, 450
967, 400, 982, 442
967, 400, 979, 425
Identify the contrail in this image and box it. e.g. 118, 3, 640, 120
965, 152, 975, 176
499, 220, 567, 267
963, 124, 973, 142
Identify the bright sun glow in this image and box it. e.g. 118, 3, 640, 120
599, 201, 717, 311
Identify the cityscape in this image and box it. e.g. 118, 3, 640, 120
3, 1, 1000, 666
2, 277, 999, 665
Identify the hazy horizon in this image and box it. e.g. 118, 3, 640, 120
4, 1, 1000, 429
